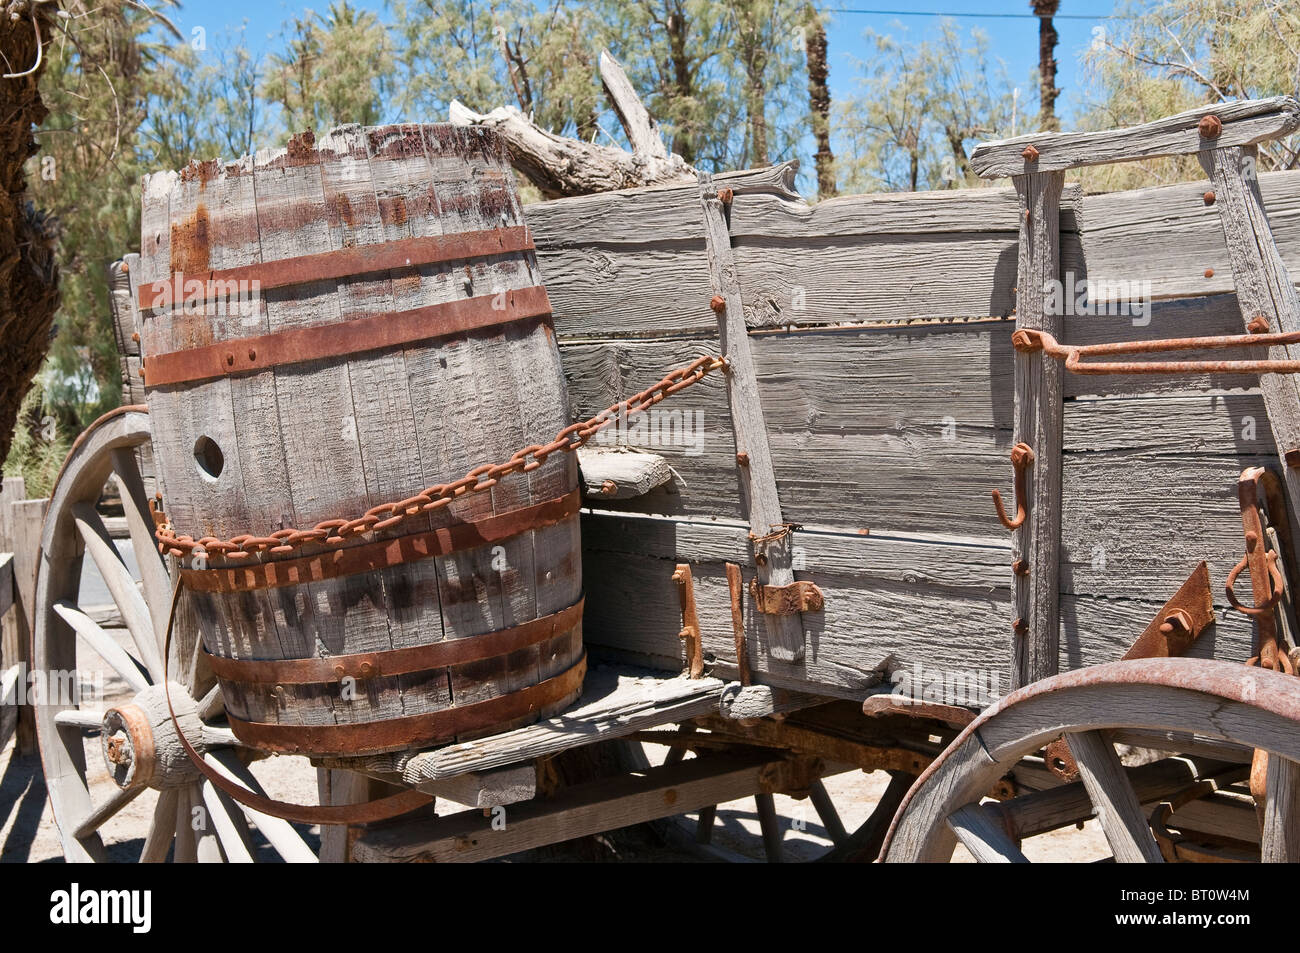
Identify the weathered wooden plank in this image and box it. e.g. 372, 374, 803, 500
576, 448, 672, 499
971, 96, 1300, 177
0, 553, 12, 621
1077, 171, 1300, 304
324, 665, 727, 782
699, 173, 803, 662
352, 752, 787, 863
581, 512, 1010, 697
1, 486, 43, 753
1009, 171, 1066, 687
1261, 754, 1300, 862
1201, 145, 1300, 557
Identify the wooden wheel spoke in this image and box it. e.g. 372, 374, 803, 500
172, 786, 199, 863
53, 708, 105, 730
109, 448, 172, 644
204, 750, 318, 863
53, 601, 150, 693
72, 785, 145, 840
71, 502, 164, 680
807, 778, 848, 845
1261, 753, 1300, 862
1066, 730, 1164, 863
947, 803, 1029, 863
201, 781, 256, 863
140, 788, 178, 863
197, 682, 225, 722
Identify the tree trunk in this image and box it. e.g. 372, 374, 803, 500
0, 2, 60, 464
665, 6, 696, 163
805, 9, 835, 199
1033, 0, 1061, 132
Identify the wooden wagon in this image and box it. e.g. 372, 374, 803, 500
25, 98, 1300, 863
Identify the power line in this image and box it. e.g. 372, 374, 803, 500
825, 8, 1129, 19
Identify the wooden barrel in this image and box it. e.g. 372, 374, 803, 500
136, 125, 584, 757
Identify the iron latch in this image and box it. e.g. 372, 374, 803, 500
749, 580, 824, 616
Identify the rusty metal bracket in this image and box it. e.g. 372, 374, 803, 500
991, 442, 1034, 531
725, 562, 751, 686
749, 579, 824, 616
672, 563, 705, 679
1123, 561, 1216, 660
1046, 561, 1216, 783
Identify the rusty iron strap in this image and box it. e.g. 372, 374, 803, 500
226, 654, 587, 756
749, 579, 824, 615
137, 225, 535, 312
143, 286, 551, 388
154, 354, 727, 561
205, 597, 583, 685
181, 489, 580, 593
1014, 327, 1300, 375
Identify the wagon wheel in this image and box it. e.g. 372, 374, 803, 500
879, 658, 1300, 862
33, 406, 324, 862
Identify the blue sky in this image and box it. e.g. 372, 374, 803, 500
178, 0, 1121, 124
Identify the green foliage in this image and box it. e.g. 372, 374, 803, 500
836, 20, 1028, 193
2, 378, 71, 500
30, 2, 186, 432
1077, 0, 1300, 191
263, 1, 394, 136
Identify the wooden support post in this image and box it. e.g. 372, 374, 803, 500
698, 173, 804, 663
0, 478, 43, 754
1201, 146, 1300, 539
1009, 170, 1066, 688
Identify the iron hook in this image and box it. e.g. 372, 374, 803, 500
992, 442, 1035, 531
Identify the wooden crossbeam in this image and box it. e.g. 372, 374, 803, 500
352, 752, 784, 863
698, 173, 805, 663
972, 96, 1300, 177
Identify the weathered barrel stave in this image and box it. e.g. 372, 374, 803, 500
139, 124, 584, 755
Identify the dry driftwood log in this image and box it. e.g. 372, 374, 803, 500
449, 50, 693, 198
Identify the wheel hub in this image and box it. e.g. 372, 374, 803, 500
101, 682, 203, 790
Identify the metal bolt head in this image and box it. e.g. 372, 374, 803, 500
1204, 268, 1215, 279
1012, 559, 1030, 576
1021, 144, 1040, 162
1012, 617, 1029, 637
709, 295, 727, 313
358, 661, 375, 678
226, 352, 235, 366
736, 451, 750, 467
248, 348, 257, 361
599, 479, 618, 496
1247, 315, 1270, 334
718, 187, 734, 205
1203, 191, 1216, 206
1198, 114, 1223, 138
131, 331, 140, 342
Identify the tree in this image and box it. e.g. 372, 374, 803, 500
392, 0, 602, 143
23, 1, 183, 446
262, 1, 393, 136
804, 4, 836, 198
0, 0, 59, 466
838, 21, 1027, 192
1033, 0, 1061, 131
1079, 0, 1300, 190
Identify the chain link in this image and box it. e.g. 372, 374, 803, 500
156, 355, 728, 561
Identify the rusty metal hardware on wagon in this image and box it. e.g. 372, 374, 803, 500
991, 442, 1034, 531
1230, 467, 1297, 675
749, 580, 824, 616
1012, 327, 1300, 376
671, 564, 705, 679
725, 562, 752, 686
154, 354, 727, 562
1046, 562, 1217, 783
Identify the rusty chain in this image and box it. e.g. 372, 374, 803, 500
155, 355, 727, 562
